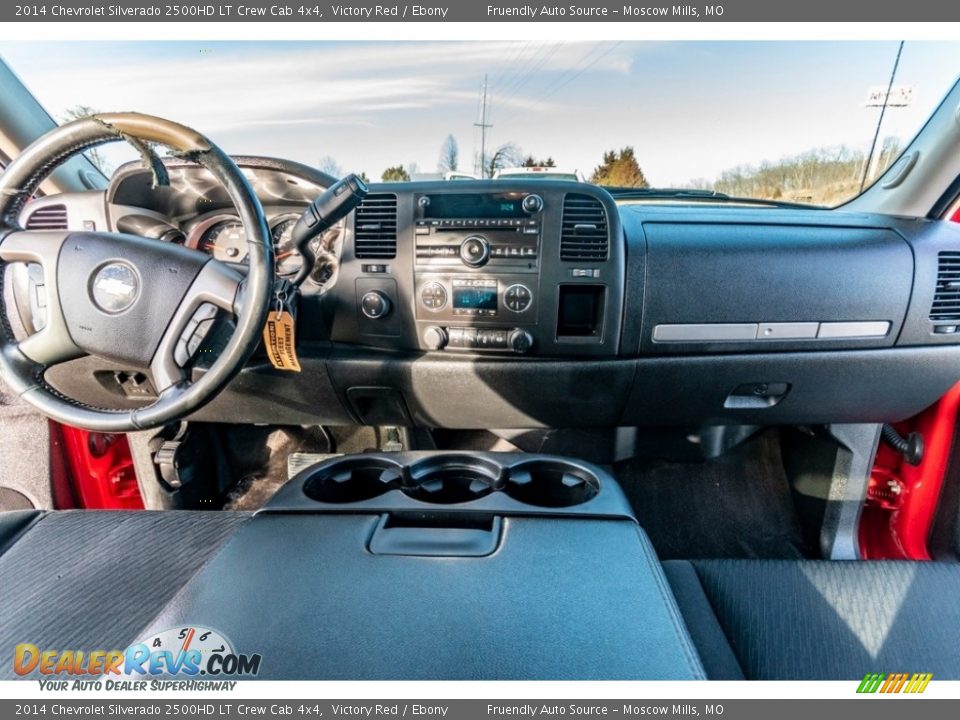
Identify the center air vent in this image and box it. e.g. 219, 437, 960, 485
353, 193, 398, 259
560, 194, 609, 262
931, 251, 960, 322
24, 204, 68, 230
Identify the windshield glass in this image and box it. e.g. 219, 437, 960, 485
2, 40, 958, 206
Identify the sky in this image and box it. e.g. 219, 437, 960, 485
1, 40, 958, 186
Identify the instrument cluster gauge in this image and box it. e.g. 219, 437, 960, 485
188, 215, 249, 264
270, 215, 304, 277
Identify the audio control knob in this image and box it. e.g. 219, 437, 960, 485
509, 328, 534, 354
522, 194, 544, 213
459, 235, 490, 267
360, 290, 391, 319
423, 326, 448, 351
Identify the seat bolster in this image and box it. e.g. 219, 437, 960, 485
661, 560, 745, 680
0, 509, 44, 558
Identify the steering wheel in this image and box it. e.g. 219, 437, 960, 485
0, 113, 274, 431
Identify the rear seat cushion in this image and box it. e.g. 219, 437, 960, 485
0, 510, 249, 678
664, 559, 960, 680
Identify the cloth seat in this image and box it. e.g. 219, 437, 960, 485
0, 510, 250, 679
663, 559, 960, 680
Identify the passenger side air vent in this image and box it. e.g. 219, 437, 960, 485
931, 251, 960, 322
353, 193, 398, 259
560, 194, 609, 261
24, 204, 68, 230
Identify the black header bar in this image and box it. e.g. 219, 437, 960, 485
4, 1, 959, 23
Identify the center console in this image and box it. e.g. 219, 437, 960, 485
326, 181, 626, 358
139, 452, 703, 679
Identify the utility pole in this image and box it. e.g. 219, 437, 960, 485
860, 41, 906, 192
474, 74, 493, 177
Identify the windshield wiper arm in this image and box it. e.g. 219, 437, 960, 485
604, 186, 818, 209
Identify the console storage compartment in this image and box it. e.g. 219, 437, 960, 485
141, 452, 705, 680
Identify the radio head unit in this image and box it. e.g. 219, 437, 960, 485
421, 192, 530, 219
414, 191, 543, 270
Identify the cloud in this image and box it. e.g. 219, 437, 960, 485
3, 41, 627, 129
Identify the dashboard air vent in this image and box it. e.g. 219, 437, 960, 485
560, 194, 608, 261
353, 193, 398, 259
24, 204, 68, 230
931, 251, 960, 322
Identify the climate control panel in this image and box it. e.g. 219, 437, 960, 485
421, 325, 535, 354
415, 275, 537, 323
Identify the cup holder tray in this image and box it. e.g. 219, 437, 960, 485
264, 451, 633, 519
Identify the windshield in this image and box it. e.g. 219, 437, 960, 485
2, 40, 958, 206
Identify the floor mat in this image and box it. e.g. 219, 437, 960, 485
615, 431, 812, 560
0, 379, 52, 510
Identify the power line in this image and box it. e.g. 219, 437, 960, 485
498, 42, 622, 127
488, 41, 536, 90
494, 43, 564, 107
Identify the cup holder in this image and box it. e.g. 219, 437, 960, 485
505, 460, 600, 508
303, 457, 403, 504
404, 455, 502, 505
293, 453, 608, 513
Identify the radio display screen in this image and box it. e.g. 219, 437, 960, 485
453, 286, 498, 311
424, 193, 526, 219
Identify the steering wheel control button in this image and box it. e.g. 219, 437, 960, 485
360, 290, 391, 319
175, 303, 219, 367
504, 284, 533, 313
420, 282, 447, 310
459, 236, 491, 267
90, 262, 140, 314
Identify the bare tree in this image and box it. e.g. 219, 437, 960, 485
438, 135, 459, 174
318, 156, 343, 178
710, 139, 903, 205
484, 143, 522, 179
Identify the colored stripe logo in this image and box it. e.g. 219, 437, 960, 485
857, 672, 932, 693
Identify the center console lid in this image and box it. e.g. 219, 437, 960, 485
140, 453, 704, 680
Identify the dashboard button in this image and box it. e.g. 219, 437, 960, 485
522, 194, 544, 213
420, 282, 447, 310
360, 291, 391, 319
504, 284, 533, 313
459, 236, 491, 267
423, 326, 448, 350
509, 329, 534, 354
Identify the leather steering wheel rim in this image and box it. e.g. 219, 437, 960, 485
0, 113, 274, 431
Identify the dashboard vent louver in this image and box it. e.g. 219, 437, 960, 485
560, 194, 609, 261
24, 204, 68, 230
353, 193, 398, 259
932, 251, 960, 322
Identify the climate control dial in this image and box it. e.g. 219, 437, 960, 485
420, 282, 447, 310
504, 284, 533, 313
509, 329, 534, 354
423, 326, 448, 351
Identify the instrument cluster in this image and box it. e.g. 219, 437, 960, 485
185, 209, 343, 288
